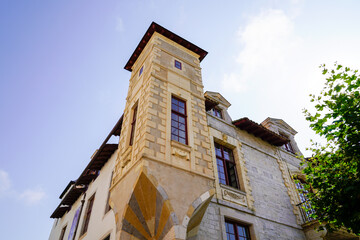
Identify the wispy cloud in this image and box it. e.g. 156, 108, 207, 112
20, 187, 46, 205
222, 9, 304, 94
0, 169, 11, 196
0, 169, 46, 205
115, 17, 124, 32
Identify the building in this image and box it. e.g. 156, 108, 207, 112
49, 22, 359, 240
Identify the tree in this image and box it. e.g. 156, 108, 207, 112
302, 63, 360, 235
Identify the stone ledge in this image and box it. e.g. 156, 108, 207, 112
220, 184, 247, 207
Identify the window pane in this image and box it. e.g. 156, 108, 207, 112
215, 148, 222, 157
227, 162, 239, 189
224, 151, 230, 160
172, 104, 179, 112
179, 130, 185, 138
237, 225, 245, 236
171, 134, 178, 141
226, 222, 234, 233
171, 113, 178, 121
179, 116, 185, 124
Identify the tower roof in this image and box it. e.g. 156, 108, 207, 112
124, 22, 208, 71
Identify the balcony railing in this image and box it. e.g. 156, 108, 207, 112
297, 200, 316, 223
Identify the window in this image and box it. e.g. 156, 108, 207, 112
104, 172, 114, 214
103, 234, 110, 240
212, 107, 223, 119
225, 220, 251, 240
80, 194, 95, 236
129, 105, 138, 146
174, 60, 182, 70
283, 141, 294, 153
139, 66, 143, 76
295, 178, 315, 222
215, 143, 239, 189
59, 225, 67, 240
171, 96, 187, 144
280, 134, 294, 153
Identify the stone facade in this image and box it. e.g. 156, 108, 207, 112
48, 22, 359, 240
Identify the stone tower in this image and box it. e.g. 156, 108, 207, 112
109, 22, 215, 240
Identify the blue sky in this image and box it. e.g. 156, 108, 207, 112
1, 0, 360, 239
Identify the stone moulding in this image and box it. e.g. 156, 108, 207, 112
220, 185, 247, 207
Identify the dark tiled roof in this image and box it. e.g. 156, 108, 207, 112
50, 115, 123, 218
124, 22, 208, 71
233, 117, 288, 146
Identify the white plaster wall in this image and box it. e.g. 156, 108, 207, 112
49, 150, 117, 240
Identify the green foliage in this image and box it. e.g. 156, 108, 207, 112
303, 63, 360, 235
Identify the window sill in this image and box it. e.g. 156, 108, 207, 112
220, 184, 245, 195
171, 140, 191, 152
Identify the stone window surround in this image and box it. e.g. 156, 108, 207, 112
213, 137, 245, 192
219, 210, 257, 240
225, 219, 251, 240
215, 142, 239, 189
174, 59, 182, 70
171, 95, 188, 145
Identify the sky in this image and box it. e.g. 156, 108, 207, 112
1, 0, 360, 239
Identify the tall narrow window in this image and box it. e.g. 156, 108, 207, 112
139, 66, 144, 76
80, 194, 95, 236
104, 172, 114, 214
171, 96, 187, 144
225, 220, 251, 240
215, 143, 239, 189
129, 105, 138, 146
295, 178, 315, 222
59, 225, 67, 240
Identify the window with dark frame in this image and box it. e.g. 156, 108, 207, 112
59, 225, 67, 240
171, 96, 187, 144
80, 194, 95, 236
174, 60, 182, 70
139, 66, 144, 76
215, 143, 239, 189
225, 220, 251, 240
129, 105, 138, 146
212, 107, 223, 119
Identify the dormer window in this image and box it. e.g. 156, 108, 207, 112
212, 107, 223, 119
280, 133, 294, 153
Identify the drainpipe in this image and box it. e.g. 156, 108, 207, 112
72, 192, 86, 240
